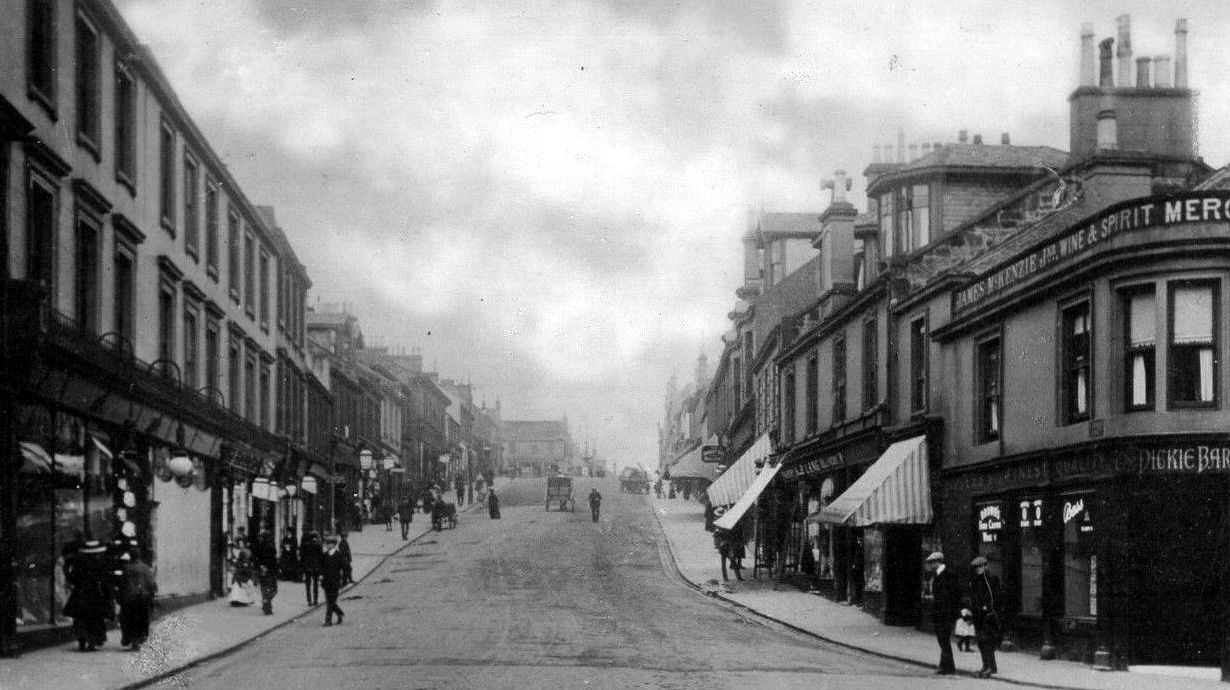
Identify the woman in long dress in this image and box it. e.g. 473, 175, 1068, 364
63, 540, 113, 651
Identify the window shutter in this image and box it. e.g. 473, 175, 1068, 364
1173, 287, 1213, 344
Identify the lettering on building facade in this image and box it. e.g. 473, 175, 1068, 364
780, 452, 845, 480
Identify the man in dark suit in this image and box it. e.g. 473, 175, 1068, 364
970, 556, 1004, 678
927, 551, 962, 675
320, 534, 347, 626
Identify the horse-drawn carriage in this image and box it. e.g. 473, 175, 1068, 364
546, 476, 575, 511
620, 467, 650, 494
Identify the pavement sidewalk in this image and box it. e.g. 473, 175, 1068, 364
0, 482, 504, 690
649, 495, 1225, 690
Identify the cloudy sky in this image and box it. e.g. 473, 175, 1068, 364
115, 0, 1230, 469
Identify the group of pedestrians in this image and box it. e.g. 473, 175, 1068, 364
61, 538, 158, 653
927, 552, 1005, 679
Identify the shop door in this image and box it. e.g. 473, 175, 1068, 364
1128, 488, 1222, 666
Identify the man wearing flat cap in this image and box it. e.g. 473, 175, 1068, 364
926, 551, 961, 675
320, 534, 347, 626
970, 555, 1004, 678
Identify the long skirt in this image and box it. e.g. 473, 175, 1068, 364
119, 600, 151, 646
72, 614, 107, 646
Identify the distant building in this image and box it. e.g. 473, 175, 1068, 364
502, 419, 576, 477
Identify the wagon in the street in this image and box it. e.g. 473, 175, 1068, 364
619, 467, 650, 494
546, 476, 575, 511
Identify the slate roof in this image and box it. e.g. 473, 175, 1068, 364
896, 144, 1069, 173
758, 212, 821, 237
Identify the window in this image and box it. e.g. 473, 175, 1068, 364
27, 0, 57, 111
73, 212, 100, 332
183, 307, 199, 388
113, 243, 135, 344
1061, 302, 1092, 423
1169, 282, 1217, 406
897, 184, 930, 253
183, 155, 199, 259
832, 336, 846, 423
743, 331, 754, 401
976, 336, 1002, 442
245, 352, 256, 422
910, 317, 928, 412
228, 336, 241, 412
805, 355, 818, 435
732, 357, 741, 408
878, 193, 894, 259
863, 318, 878, 410
1061, 494, 1096, 618
158, 284, 176, 376
159, 121, 176, 231
114, 62, 137, 185
205, 180, 219, 276
259, 364, 270, 430
259, 250, 270, 329
853, 239, 866, 291
205, 319, 220, 393
74, 12, 101, 153
1124, 289, 1156, 411
783, 370, 796, 445
276, 266, 286, 330
1018, 498, 1045, 616
26, 171, 57, 288
244, 230, 255, 317
227, 209, 240, 301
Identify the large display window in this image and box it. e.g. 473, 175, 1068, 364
1018, 497, 1045, 616
1061, 493, 1096, 618
863, 528, 884, 593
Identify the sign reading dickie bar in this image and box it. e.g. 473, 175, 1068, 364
952, 191, 1230, 313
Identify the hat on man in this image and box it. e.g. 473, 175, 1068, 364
79, 540, 107, 554
971, 555, 989, 568
925, 551, 945, 563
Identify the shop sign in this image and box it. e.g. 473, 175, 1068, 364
1062, 498, 1085, 524
952, 191, 1230, 313
701, 445, 725, 463
978, 505, 1003, 542
1018, 499, 1043, 528
1136, 445, 1230, 474
780, 452, 844, 480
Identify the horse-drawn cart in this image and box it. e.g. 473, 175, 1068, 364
546, 476, 575, 511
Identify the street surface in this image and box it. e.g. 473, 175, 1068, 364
166, 479, 1010, 689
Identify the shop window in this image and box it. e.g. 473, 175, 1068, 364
1124, 289, 1156, 411
1169, 282, 1217, 407
910, 316, 928, 412
1018, 498, 1045, 616
74, 11, 101, 155
73, 212, 100, 333
114, 62, 137, 187
1061, 494, 1096, 618
976, 336, 1002, 442
863, 528, 884, 593
1061, 301, 1091, 423
832, 336, 846, 423
878, 193, 894, 259
27, 0, 58, 113
805, 355, 818, 435
863, 317, 878, 410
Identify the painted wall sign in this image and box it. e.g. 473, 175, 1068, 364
780, 452, 845, 480
952, 191, 1230, 313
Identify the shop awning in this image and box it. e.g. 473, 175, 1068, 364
669, 446, 718, 481
817, 435, 931, 527
713, 460, 783, 531
706, 433, 772, 506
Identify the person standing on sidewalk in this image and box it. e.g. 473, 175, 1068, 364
398, 497, 415, 540
320, 534, 346, 626
64, 540, 114, 652
970, 556, 1004, 678
299, 531, 322, 606
926, 551, 962, 675
338, 532, 354, 584
487, 487, 501, 519
588, 488, 603, 522
454, 474, 466, 506
117, 547, 156, 651
279, 528, 300, 582
253, 529, 279, 615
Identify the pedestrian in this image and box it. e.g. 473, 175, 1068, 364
654, 480, 663, 498
588, 488, 602, 522
338, 531, 353, 584
422, 487, 436, 521
398, 497, 414, 540
668, 482, 676, 499
970, 555, 1004, 678
381, 502, 394, 532
320, 534, 346, 626
117, 547, 156, 651
279, 529, 300, 581
228, 536, 255, 606
253, 528, 279, 615
299, 530, 323, 606
488, 488, 501, 519
454, 474, 465, 506
955, 604, 976, 652
926, 551, 961, 676
63, 540, 114, 651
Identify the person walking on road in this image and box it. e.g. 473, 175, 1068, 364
380, 502, 394, 532
588, 488, 603, 522
337, 532, 353, 585
398, 497, 415, 540
926, 551, 962, 676
64, 540, 114, 652
454, 474, 466, 506
487, 487, 501, 519
117, 547, 156, 651
970, 556, 1004, 678
299, 531, 322, 606
320, 534, 346, 626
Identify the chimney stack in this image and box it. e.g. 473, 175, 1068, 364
1001, 132, 1011, 145
958, 129, 968, 144
1174, 19, 1188, 88
1136, 57, 1152, 87
1154, 54, 1172, 87
973, 134, 983, 145
1098, 38, 1115, 88
1116, 15, 1133, 87
897, 131, 905, 163
1079, 23, 1096, 86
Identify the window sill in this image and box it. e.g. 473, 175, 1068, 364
76, 132, 101, 163
186, 246, 199, 264
27, 85, 58, 121
1168, 400, 1218, 411
115, 169, 136, 197
161, 217, 176, 236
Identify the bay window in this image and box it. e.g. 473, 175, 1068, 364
1169, 282, 1217, 407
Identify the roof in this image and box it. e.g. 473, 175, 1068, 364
895, 144, 1069, 173
307, 311, 349, 327
757, 212, 821, 238
502, 420, 568, 441
1196, 165, 1230, 190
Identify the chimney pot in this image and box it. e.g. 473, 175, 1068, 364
1079, 23, 1096, 87
1136, 56, 1152, 88
958, 129, 969, 144
1099, 37, 1115, 88
1001, 132, 1011, 145
1174, 19, 1189, 88
973, 134, 983, 145
1116, 15, 1133, 87
1154, 54, 1172, 88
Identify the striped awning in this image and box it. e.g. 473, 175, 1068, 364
669, 446, 718, 481
713, 460, 783, 530
817, 435, 932, 527
706, 433, 772, 507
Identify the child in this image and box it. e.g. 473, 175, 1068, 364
955, 605, 976, 652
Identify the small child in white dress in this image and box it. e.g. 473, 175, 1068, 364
954, 607, 976, 652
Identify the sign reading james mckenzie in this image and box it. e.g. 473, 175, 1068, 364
952, 191, 1230, 313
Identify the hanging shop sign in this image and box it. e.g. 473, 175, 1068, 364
780, 452, 844, 480
701, 445, 726, 463
952, 191, 1230, 313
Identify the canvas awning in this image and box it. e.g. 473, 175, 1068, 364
706, 433, 772, 506
669, 446, 718, 481
713, 460, 783, 530
817, 435, 932, 527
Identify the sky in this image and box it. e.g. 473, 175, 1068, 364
114, 0, 1230, 469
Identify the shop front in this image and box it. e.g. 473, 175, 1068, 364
942, 436, 1230, 669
